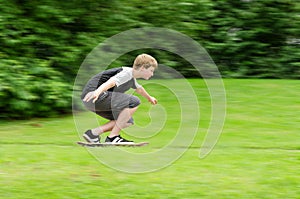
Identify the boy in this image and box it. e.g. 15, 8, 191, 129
81, 54, 158, 144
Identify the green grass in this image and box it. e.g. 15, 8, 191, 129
0, 79, 299, 198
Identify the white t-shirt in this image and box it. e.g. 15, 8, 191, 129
112, 67, 142, 89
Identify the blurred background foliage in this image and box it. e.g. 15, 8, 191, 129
0, 0, 299, 119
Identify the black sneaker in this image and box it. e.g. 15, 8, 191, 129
83, 130, 100, 143
105, 135, 134, 144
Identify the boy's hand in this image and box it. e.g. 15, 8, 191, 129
83, 91, 100, 103
148, 96, 158, 105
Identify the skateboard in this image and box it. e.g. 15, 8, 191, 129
77, 141, 149, 147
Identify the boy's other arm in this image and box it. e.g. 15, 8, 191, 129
83, 78, 116, 103
135, 87, 157, 105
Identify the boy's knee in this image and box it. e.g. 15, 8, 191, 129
129, 96, 140, 108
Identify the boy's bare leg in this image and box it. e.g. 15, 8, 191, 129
108, 107, 138, 138
91, 120, 116, 135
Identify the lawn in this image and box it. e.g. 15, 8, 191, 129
0, 79, 299, 199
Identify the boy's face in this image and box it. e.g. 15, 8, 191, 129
140, 66, 155, 80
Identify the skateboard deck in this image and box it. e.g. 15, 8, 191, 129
77, 141, 149, 147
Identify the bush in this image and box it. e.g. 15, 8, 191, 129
0, 59, 72, 119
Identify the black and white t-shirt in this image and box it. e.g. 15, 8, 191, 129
111, 67, 141, 90
81, 67, 142, 99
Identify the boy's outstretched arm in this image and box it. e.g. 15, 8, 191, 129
135, 87, 157, 105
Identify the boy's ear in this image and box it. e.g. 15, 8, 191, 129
144, 63, 151, 68
140, 65, 146, 70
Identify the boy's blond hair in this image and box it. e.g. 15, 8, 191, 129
133, 54, 158, 69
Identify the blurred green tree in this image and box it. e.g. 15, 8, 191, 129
0, 0, 299, 118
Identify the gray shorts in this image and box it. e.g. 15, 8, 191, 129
82, 91, 140, 124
